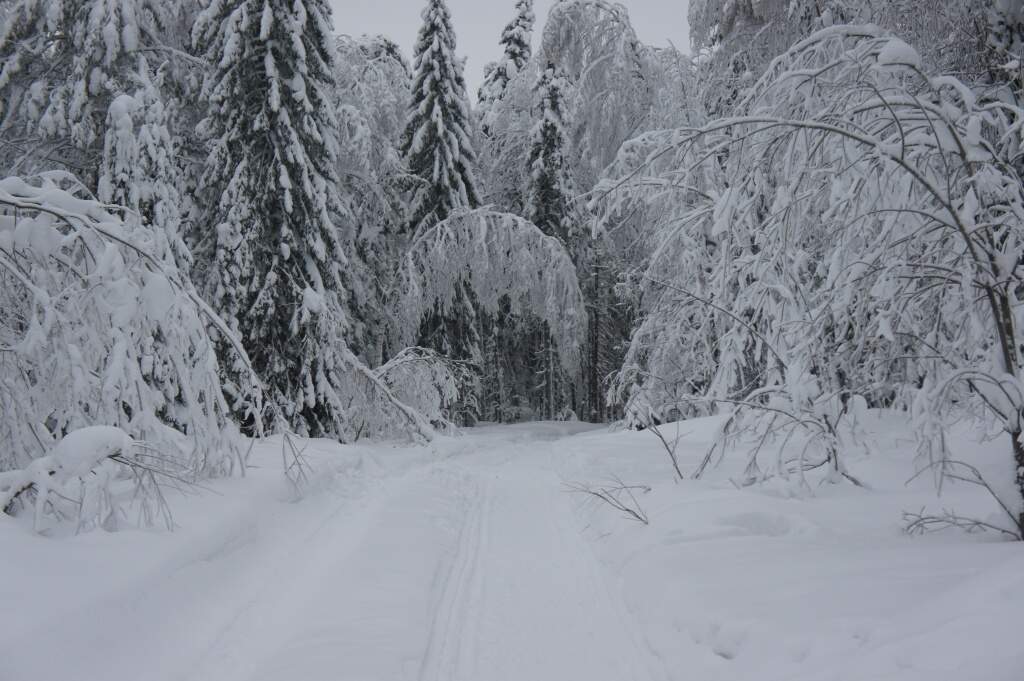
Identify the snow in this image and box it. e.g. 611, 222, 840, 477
876, 37, 922, 70
50, 425, 134, 478
2, 416, 1021, 680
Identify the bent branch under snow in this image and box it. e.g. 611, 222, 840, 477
393, 209, 588, 372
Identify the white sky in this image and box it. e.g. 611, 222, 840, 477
331, 0, 691, 99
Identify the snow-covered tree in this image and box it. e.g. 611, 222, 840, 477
374, 347, 478, 432
0, 0, 175, 188
986, 0, 1024, 99
476, 59, 537, 215
521, 63, 579, 419
400, 0, 483, 395
401, 0, 481, 234
193, 0, 357, 437
394, 210, 587, 375
597, 27, 1024, 533
0, 173, 258, 487
478, 0, 534, 124
688, 0, 1004, 117
335, 34, 413, 366
526, 63, 574, 243
98, 68, 189, 268
641, 46, 701, 131
539, 0, 652, 191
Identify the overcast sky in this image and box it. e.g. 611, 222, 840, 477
330, 0, 691, 99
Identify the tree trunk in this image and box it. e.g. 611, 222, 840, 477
1012, 427, 1024, 536
589, 265, 601, 423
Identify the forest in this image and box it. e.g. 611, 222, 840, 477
2, 0, 1024, 678
2, 0, 1022, 535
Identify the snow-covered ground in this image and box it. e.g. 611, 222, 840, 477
2, 415, 1022, 681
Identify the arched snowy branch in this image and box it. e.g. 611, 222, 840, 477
594, 25, 1024, 524
0, 172, 262, 477
394, 210, 587, 370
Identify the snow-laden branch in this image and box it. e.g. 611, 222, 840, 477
593, 26, 1024, 529
0, 172, 261, 478
0, 426, 179, 533
394, 209, 587, 371
373, 347, 478, 434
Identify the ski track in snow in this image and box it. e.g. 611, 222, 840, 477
225, 427, 666, 681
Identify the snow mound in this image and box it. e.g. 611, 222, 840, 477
50, 426, 135, 479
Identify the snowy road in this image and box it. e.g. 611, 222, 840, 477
1, 424, 663, 681
189, 424, 664, 681
6, 419, 1023, 681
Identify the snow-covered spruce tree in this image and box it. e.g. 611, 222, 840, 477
402, 0, 481, 234
193, 0, 357, 437
478, 0, 534, 128
401, 0, 483, 411
524, 63, 577, 419
162, 0, 216, 256
526, 63, 574, 243
0, 0, 174, 188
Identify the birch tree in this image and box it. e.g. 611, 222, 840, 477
597, 26, 1024, 534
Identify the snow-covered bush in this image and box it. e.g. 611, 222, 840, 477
0, 172, 258, 483
0, 426, 177, 533
597, 26, 1024, 531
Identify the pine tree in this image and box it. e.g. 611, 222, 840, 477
193, 0, 355, 436
0, 0, 173, 188
401, 0, 480, 234
526, 63, 574, 243
478, 0, 534, 110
